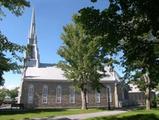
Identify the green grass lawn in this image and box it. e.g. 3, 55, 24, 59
0, 108, 104, 120
87, 109, 159, 120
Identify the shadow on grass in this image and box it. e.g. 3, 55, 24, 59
0, 108, 67, 115
0, 107, 104, 116
91, 114, 159, 120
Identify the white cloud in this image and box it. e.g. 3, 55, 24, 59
2, 84, 19, 90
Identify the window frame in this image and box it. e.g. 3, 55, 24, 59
86, 93, 89, 104
56, 85, 62, 103
42, 85, 48, 104
69, 86, 75, 104
28, 84, 34, 104
95, 90, 101, 103
107, 86, 112, 103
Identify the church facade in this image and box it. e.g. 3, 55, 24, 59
19, 10, 128, 109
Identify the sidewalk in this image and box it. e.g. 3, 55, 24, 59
32, 110, 127, 120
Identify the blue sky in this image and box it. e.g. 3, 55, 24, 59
1, 0, 123, 89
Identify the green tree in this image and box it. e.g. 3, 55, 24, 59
8, 87, 19, 101
58, 21, 105, 109
76, 0, 159, 110
0, 87, 19, 105
0, 88, 9, 104
0, 0, 30, 85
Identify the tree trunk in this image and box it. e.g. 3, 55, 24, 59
143, 73, 151, 110
81, 88, 87, 110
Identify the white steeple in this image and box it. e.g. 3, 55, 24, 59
25, 8, 40, 67
29, 8, 36, 41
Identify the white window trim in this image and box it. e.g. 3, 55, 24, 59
95, 90, 101, 103
56, 85, 62, 103
69, 86, 75, 104
42, 85, 48, 104
107, 86, 112, 102
28, 84, 34, 104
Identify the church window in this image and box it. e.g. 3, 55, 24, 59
42, 85, 48, 104
107, 86, 112, 102
95, 90, 101, 103
28, 84, 34, 104
86, 93, 89, 103
56, 85, 62, 103
69, 86, 75, 103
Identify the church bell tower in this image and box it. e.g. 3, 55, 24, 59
25, 9, 40, 67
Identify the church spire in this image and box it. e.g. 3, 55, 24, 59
25, 8, 40, 67
29, 8, 36, 41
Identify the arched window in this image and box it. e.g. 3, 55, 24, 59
56, 85, 62, 103
69, 86, 75, 103
107, 86, 112, 102
42, 85, 48, 104
86, 93, 89, 103
28, 84, 34, 104
95, 90, 100, 103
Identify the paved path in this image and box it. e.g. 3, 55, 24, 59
32, 110, 127, 120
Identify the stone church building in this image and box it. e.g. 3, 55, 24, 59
19, 10, 128, 109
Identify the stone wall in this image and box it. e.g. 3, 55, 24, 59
128, 92, 145, 106
20, 80, 118, 109
128, 92, 155, 106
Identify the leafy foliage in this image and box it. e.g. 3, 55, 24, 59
8, 87, 19, 101
76, 0, 159, 109
0, 87, 19, 103
0, 0, 30, 85
76, 0, 159, 87
58, 23, 104, 90
0, 88, 8, 102
58, 20, 105, 109
0, 0, 30, 19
